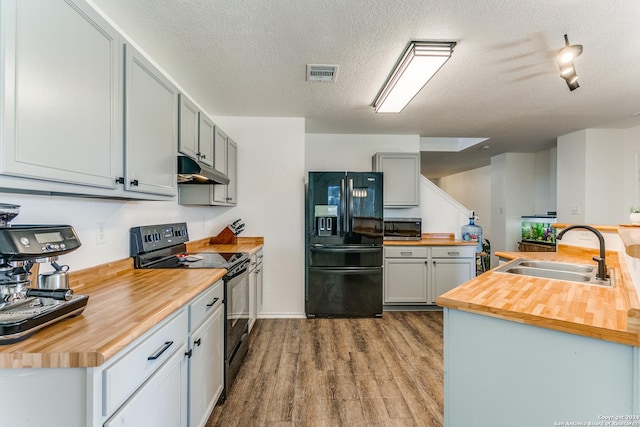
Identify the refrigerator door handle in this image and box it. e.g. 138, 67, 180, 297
310, 245, 382, 253
308, 266, 382, 274
348, 178, 354, 233
340, 178, 347, 234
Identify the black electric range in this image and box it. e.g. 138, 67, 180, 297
130, 223, 248, 270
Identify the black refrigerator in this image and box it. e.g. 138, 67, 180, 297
305, 171, 384, 318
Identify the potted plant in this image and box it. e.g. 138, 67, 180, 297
630, 207, 640, 225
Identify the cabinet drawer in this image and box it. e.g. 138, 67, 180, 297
250, 248, 264, 270
431, 246, 475, 258
384, 246, 428, 258
102, 309, 188, 417
189, 280, 223, 331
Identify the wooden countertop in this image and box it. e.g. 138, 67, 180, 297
0, 238, 264, 369
384, 233, 477, 247
436, 244, 640, 346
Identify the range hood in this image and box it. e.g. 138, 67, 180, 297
177, 156, 229, 185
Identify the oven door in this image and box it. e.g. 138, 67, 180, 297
225, 266, 249, 359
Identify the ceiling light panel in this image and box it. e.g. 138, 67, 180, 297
373, 41, 456, 113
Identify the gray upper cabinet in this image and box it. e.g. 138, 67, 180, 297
213, 127, 228, 204
178, 94, 199, 160
372, 152, 420, 207
225, 138, 237, 205
0, 0, 122, 189
123, 43, 178, 197
178, 134, 237, 206
198, 114, 215, 168
0, 0, 179, 199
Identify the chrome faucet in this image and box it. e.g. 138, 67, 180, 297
556, 225, 608, 280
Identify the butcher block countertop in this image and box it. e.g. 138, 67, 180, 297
436, 244, 640, 346
384, 233, 477, 247
0, 237, 263, 369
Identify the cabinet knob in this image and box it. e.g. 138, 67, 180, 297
115, 177, 124, 184
184, 349, 193, 358
194, 338, 202, 347
131, 179, 139, 186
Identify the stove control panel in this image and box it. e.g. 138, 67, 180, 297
130, 222, 190, 255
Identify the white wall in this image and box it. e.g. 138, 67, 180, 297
557, 128, 633, 224
439, 165, 492, 241
213, 116, 306, 317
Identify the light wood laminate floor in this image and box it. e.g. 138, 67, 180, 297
206, 311, 444, 426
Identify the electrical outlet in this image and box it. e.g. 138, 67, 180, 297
96, 222, 106, 245
570, 206, 580, 215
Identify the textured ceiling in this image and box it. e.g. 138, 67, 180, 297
90, 0, 640, 178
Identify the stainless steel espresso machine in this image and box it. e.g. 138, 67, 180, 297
0, 204, 88, 344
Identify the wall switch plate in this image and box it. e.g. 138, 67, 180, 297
570, 206, 580, 215
96, 222, 106, 245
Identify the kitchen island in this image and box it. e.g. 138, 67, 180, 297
0, 236, 263, 427
436, 242, 640, 427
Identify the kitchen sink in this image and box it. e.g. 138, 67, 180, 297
495, 258, 613, 287
516, 260, 594, 274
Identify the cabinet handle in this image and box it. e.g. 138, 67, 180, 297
201, 154, 206, 159
194, 338, 202, 347
206, 297, 219, 307
448, 251, 460, 256
131, 179, 139, 186
184, 349, 193, 359
400, 252, 412, 256
147, 341, 173, 360
255, 268, 261, 273
115, 177, 124, 184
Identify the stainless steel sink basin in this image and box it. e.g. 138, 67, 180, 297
517, 260, 594, 274
495, 258, 613, 287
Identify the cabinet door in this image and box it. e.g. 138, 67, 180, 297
431, 258, 475, 303
124, 43, 178, 197
189, 304, 224, 427
178, 94, 199, 160
198, 114, 215, 167
1, 0, 122, 188
249, 264, 257, 333
256, 260, 264, 315
372, 153, 420, 207
212, 127, 228, 204
104, 342, 188, 427
384, 258, 428, 304
225, 138, 237, 204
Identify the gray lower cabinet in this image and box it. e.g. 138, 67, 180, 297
384, 245, 475, 305
0, 0, 178, 199
384, 247, 429, 303
431, 246, 475, 303
249, 247, 264, 333
187, 280, 224, 427
0, 280, 225, 427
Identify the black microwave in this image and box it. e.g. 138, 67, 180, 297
383, 218, 422, 241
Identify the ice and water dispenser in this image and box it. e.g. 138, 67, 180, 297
314, 205, 338, 237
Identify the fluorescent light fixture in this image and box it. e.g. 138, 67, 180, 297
373, 41, 456, 113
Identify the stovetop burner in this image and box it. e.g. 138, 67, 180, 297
147, 252, 248, 269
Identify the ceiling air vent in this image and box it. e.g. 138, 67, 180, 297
306, 64, 338, 82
